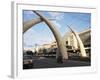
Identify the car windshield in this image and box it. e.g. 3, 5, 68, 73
23, 55, 32, 60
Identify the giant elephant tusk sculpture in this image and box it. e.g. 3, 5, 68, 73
23, 18, 43, 33
68, 26, 87, 57
23, 11, 68, 61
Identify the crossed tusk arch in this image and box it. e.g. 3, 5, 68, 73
23, 11, 68, 60
23, 11, 87, 61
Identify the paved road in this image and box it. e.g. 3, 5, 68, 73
30, 57, 90, 69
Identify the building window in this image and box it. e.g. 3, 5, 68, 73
66, 41, 68, 45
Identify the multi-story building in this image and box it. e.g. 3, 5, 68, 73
63, 28, 91, 56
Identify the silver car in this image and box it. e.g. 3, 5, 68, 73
23, 55, 33, 69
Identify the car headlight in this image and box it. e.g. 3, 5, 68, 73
29, 60, 32, 63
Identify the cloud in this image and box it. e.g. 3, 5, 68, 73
23, 10, 39, 22
47, 12, 64, 29
48, 12, 64, 21
52, 21, 62, 28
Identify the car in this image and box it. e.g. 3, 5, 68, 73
23, 55, 34, 69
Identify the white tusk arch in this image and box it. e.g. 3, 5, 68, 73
68, 26, 87, 57
23, 11, 68, 61
23, 18, 43, 33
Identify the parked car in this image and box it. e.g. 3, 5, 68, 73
23, 55, 34, 69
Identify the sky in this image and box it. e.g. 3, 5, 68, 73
23, 10, 91, 48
